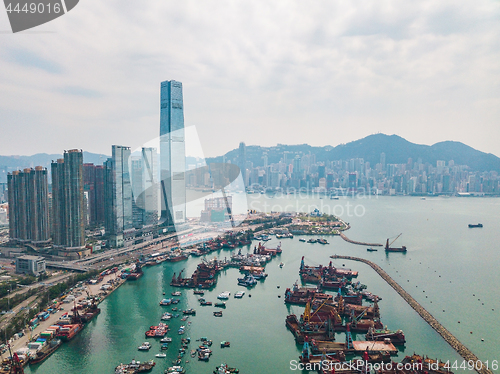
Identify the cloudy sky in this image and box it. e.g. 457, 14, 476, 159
1, 0, 499, 158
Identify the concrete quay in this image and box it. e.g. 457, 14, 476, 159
330, 254, 492, 374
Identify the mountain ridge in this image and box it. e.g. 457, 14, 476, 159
207, 134, 500, 172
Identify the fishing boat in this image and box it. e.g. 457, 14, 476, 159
182, 308, 196, 315
220, 341, 231, 348
193, 290, 205, 295
155, 353, 167, 358
307, 238, 317, 243
161, 337, 172, 343
171, 291, 182, 296
214, 302, 226, 308
161, 343, 169, 350
213, 311, 223, 317
160, 298, 172, 306
200, 301, 213, 306
367, 248, 378, 252
299, 238, 306, 242
166, 365, 185, 373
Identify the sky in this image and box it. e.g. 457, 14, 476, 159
0, 0, 499, 158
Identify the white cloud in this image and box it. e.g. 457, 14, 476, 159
0, 0, 499, 157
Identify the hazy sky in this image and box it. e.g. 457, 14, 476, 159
1, 0, 499, 158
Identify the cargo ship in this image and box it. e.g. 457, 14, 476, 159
56, 324, 82, 342
29, 338, 61, 365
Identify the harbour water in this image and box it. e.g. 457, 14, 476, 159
26, 195, 500, 374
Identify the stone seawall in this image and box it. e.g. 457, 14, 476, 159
330, 254, 493, 374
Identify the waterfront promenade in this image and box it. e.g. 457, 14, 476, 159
331, 254, 493, 374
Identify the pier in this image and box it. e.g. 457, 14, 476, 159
330, 254, 492, 374
339, 232, 383, 247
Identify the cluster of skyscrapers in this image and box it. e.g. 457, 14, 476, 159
6, 80, 187, 256
187, 145, 500, 195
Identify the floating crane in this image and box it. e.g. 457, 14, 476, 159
385, 233, 407, 252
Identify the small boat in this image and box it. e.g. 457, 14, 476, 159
193, 290, 205, 295
115, 360, 155, 374
299, 238, 306, 242
171, 307, 178, 311
161, 337, 172, 343
220, 341, 231, 348
215, 362, 239, 373
161, 343, 169, 350
190, 349, 197, 357
217, 291, 230, 300
200, 301, 213, 306
214, 302, 226, 308
161, 312, 172, 320
138, 342, 152, 350
171, 291, 182, 296
468, 223, 483, 228
279, 262, 284, 268
160, 298, 172, 306
166, 365, 185, 373
213, 311, 223, 317
155, 353, 167, 358
182, 308, 196, 315
367, 248, 378, 252
307, 238, 317, 243
234, 291, 245, 298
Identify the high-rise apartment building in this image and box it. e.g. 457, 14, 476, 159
7, 166, 50, 245
160, 80, 186, 226
83, 163, 105, 227
104, 145, 133, 247
51, 150, 85, 249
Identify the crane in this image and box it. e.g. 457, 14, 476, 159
387, 233, 402, 247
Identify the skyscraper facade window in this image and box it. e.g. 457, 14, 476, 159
160, 80, 186, 226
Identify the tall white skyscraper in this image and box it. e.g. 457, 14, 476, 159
160, 80, 186, 226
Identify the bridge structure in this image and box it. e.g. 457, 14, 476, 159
45, 261, 90, 273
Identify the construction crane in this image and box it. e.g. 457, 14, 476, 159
387, 233, 402, 247
6, 343, 24, 374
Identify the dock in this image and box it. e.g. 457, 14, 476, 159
330, 255, 493, 374
339, 232, 383, 247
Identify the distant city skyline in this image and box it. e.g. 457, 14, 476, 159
0, 1, 499, 159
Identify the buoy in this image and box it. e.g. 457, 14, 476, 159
481, 339, 484, 341
439, 275, 441, 277
458, 321, 460, 323
278, 295, 281, 298
277, 286, 280, 289
249, 294, 252, 297
470, 332, 473, 334
443, 310, 445, 312
482, 303, 484, 305
423, 290, 425, 292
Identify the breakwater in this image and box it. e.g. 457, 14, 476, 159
330, 254, 493, 374
339, 232, 383, 247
